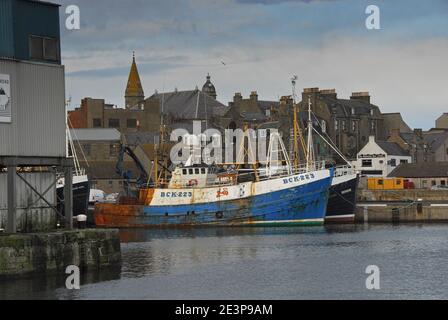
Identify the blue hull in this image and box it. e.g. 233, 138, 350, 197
133, 175, 333, 227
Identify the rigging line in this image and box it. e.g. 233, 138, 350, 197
195, 89, 200, 119
310, 111, 352, 166
310, 110, 349, 164
67, 117, 89, 169
312, 127, 352, 167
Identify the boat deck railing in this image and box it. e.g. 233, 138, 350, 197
147, 162, 330, 190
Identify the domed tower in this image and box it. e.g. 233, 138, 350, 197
125, 52, 145, 109
202, 73, 217, 100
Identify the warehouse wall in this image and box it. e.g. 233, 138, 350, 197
0, 59, 66, 157
0, 172, 58, 232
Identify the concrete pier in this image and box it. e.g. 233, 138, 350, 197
356, 201, 448, 223
356, 189, 448, 223
0, 229, 121, 278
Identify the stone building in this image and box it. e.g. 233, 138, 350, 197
382, 113, 412, 135
298, 88, 385, 159
68, 55, 160, 133
220, 91, 279, 130
435, 113, 448, 129
388, 128, 448, 163
69, 128, 139, 194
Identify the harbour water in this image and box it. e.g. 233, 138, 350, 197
1, 223, 448, 300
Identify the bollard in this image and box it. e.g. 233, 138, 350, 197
392, 208, 400, 224
416, 199, 423, 214
76, 214, 87, 229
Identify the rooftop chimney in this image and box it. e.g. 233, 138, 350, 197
233, 92, 242, 103
250, 91, 258, 101
319, 89, 337, 99
350, 92, 370, 104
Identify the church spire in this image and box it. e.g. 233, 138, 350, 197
125, 52, 145, 109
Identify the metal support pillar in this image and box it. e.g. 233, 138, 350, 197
64, 165, 73, 230
6, 166, 16, 233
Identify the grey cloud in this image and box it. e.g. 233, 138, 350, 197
236, 0, 338, 4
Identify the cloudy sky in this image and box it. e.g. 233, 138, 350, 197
59, 0, 448, 129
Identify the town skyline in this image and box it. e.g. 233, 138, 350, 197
60, 0, 448, 130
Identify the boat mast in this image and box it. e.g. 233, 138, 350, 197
291, 76, 300, 170
306, 97, 315, 170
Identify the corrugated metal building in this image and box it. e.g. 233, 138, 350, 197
0, 0, 65, 157
0, 172, 57, 232
0, 0, 72, 233
0, 60, 66, 157
0, 0, 61, 63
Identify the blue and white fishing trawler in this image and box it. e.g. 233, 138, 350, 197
94, 130, 334, 228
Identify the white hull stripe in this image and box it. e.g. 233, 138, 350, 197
247, 218, 324, 224
325, 214, 355, 219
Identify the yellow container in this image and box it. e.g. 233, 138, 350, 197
368, 178, 404, 190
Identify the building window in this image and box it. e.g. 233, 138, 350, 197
266, 109, 271, 117
334, 119, 339, 131
362, 159, 372, 167
108, 119, 120, 128
371, 121, 376, 132
400, 159, 408, 165
321, 120, 326, 133
432, 180, 437, 186
352, 120, 356, 132
93, 118, 102, 128
342, 120, 346, 132
127, 119, 137, 128
389, 159, 397, 167
29, 36, 59, 62
422, 180, 428, 188
109, 144, 118, 157
351, 107, 355, 115
442, 180, 446, 186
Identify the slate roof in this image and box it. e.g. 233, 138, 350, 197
123, 132, 160, 146
376, 141, 410, 156
70, 129, 121, 141
388, 162, 448, 178
398, 132, 426, 147
318, 96, 377, 117
148, 90, 229, 120
423, 131, 448, 151
257, 100, 280, 111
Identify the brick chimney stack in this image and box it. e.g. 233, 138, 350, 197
250, 91, 258, 102
233, 92, 242, 103
350, 92, 370, 104
319, 89, 337, 99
